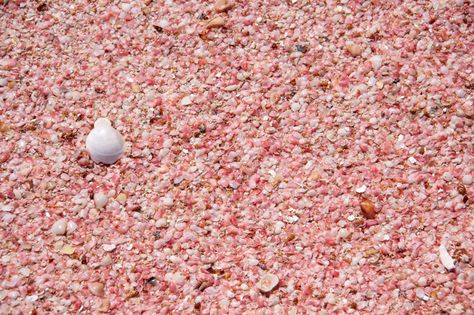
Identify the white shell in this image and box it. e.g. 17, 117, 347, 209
256, 273, 279, 293
439, 244, 455, 271
86, 118, 124, 164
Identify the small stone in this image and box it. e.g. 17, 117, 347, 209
67, 221, 77, 234
60, 244, 75, 255
147, 277, 158, 286
0, 152, 10, 163
116, 193, 127, 204
457, 183, 467, 195
295, 44, 308, 53
337, 228, 350, 239
98, 299, 110, 313
162, 195, 173, 207
347, 43, 363, 57
89, 282, 105, 297
206, 16, 226, 28
100, 255, 113, 267
439, 244, 455, 271
462, 175, 473, 185
290, 102, 301, 112
156, 218, 167, 228
51, 218, 68, 235
0, 78, 7, 87
214, 0, 233, 12
442, 172, 453, 182
370, 55, 383, 70
408, 157, 418, 165
355, 185, 367, 193
94, 192, 108, 209
256, 273, 279, 293
131, 83, 141, 93
180, 95, 193, 106
274, 221, 285, 235
102, 244, 116, 252
360, 199, 376, 219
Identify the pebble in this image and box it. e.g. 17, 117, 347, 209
439, 244, 455, 271
94, 192, 108, 209
360, 199, 376, 219
415, 288, 429, 301
156, 218, 168, 228
274, 221, 285, 235
102, 244, 116, 252
207, 16, 226, 28
98, 298, 110, 313
51, 218, 68, 235
60, 244, 75, 255
442, 172, 453, 182
0, 78, 7, 87
100, 255, 113, 267
337, 228, 350, 239
462, 175, 473, 185
290, 102, 301, 112
66, 221, 77, 234
370, 55, 383, 70
88, 282, 105, 296
180, 95, 193, 106
214, 0, 233, 12
116, 193, 127, 204
162, 195, 174, 207
355, 185, 367, 193
0, 152, 10, 163
346, 43, 363, 57
257, 273, 279, 293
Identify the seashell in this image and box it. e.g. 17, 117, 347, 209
256, 273, 279, 293
86, 118, 124, 164
439, 244, 455, 271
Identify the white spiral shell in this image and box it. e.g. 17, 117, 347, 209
86, 118, 124, 164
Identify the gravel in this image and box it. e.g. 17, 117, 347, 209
0, 0, 473, 314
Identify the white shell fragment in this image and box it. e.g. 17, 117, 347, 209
439, 244, 455, 271
86, 118, 124, 164
51, 218, 68, 235
257, 273, 279, 293
94, 192, 108, 209
355, 185, 367, 193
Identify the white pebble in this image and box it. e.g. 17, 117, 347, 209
415, 288, 429, 301
337, 228, 350, 239
439, 244, 455, 271
156, 218, 168, 228
442, 172, 453, 182
355, 185, 367, 193
51, 218, 68, 235
370, 55, 383, 70
417, 276, 427, 287
94, 192, 108, 209
180, 95, 193, 106
462, 175, 473, 185
337, 127, 350, 137
0, 78, 7, 87
257, 273, 279, 293
66, 221, 77, 234
290, 102, 301, 112
408, 157, 418, 165
274, 221, 285, 235
102, 244, 116, 252
162, 195, 174, 207
287, 215, 299, 223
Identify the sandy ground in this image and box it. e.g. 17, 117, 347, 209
0, 0, 473, 314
